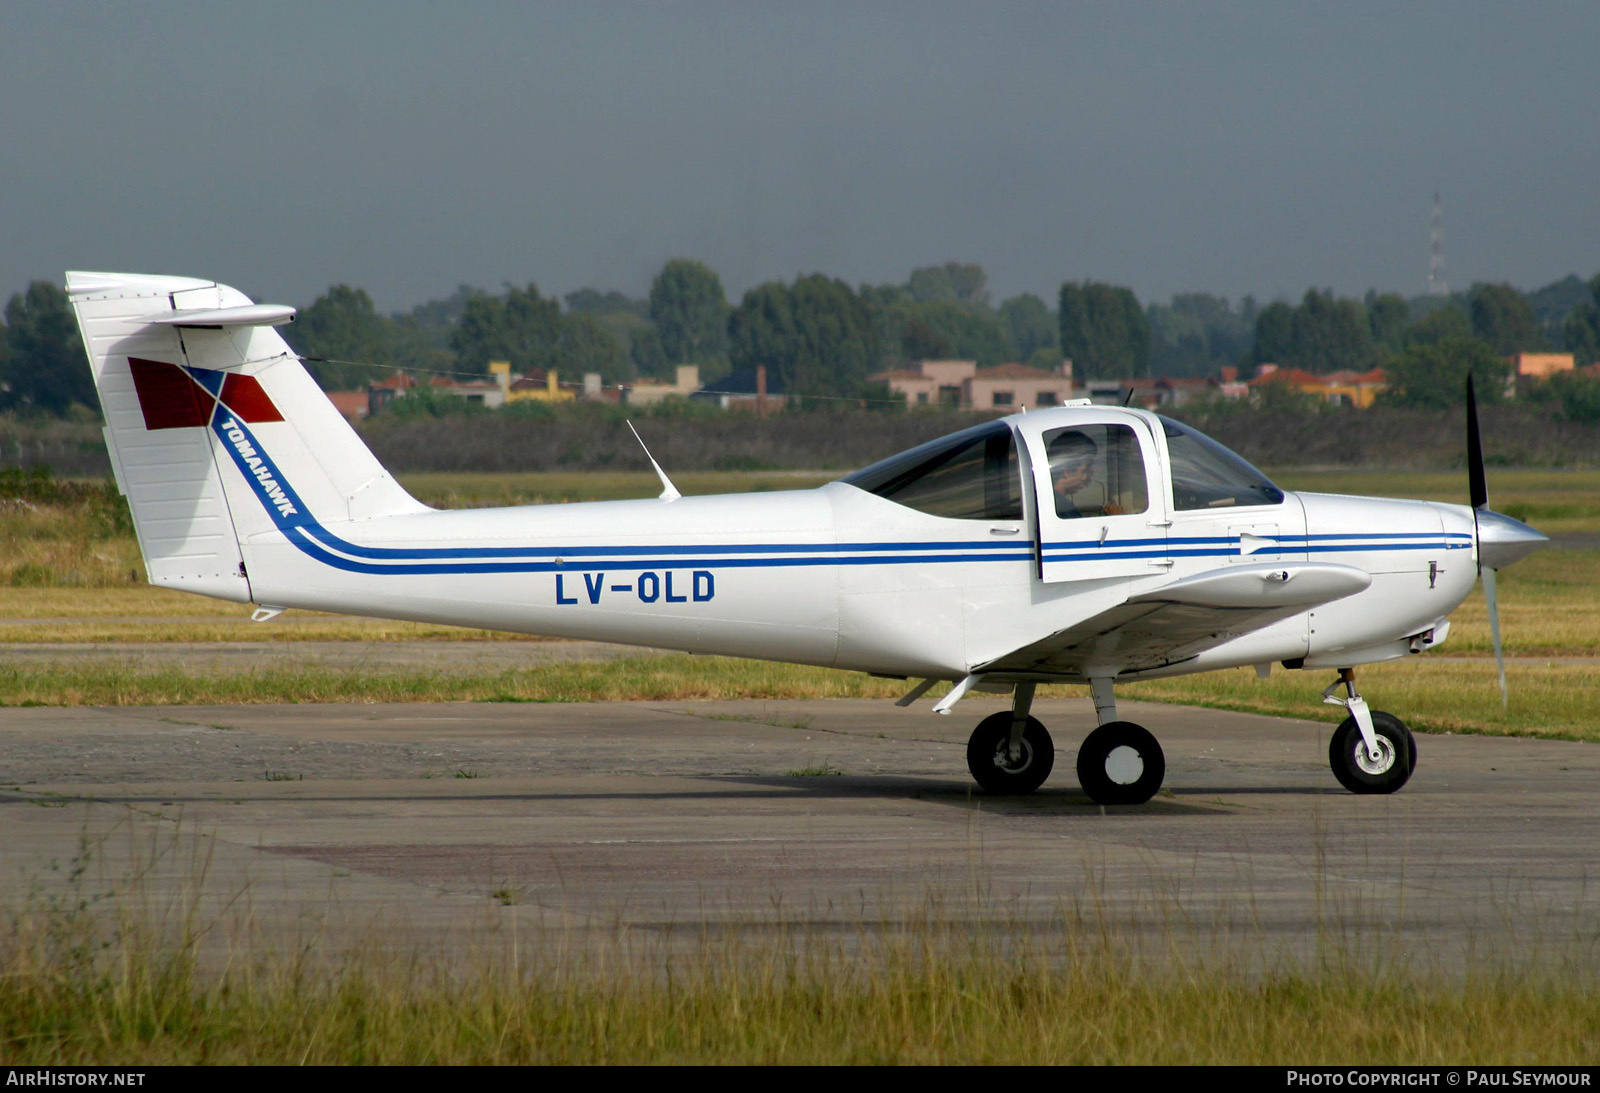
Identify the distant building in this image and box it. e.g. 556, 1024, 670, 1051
1076, 378, 1126, 405
696, 365, 788, 411
966, 362, 1074, 411
1114, 376, 1220, 409
625, 364, 700, 406
580, 371, 623, 404
366, 366, 509, 415
429, 374, 506, 407
323, 390, 370, 421
1249, 363, 1388, 407
872, 359, 1074, 410
506, 368, 576, 404
1218, 366, 1250, 400
367, 371, 420, 416
1510, 352, 1575, 381
1320, 368, 1389, 408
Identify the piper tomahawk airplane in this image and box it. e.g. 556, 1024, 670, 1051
67, 271, 1548, 804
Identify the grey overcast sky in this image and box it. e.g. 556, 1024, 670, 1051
3, 1, 1597, 313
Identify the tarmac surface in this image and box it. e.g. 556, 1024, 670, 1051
3, 685, 1598, 970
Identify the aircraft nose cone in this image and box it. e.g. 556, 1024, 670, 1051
1477, 508, 1549, 570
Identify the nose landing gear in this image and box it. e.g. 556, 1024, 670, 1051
1322, 669, 1416, 794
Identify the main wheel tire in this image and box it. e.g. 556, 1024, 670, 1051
1076, 721, 1165, 805
966, 712, 1055, 794
1328, 711, 1416, 795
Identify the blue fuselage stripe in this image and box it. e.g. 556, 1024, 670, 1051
216, 416, 1473, 578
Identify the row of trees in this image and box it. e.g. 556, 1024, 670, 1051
291, 259, 1071, 396
6, 265, 1600, 418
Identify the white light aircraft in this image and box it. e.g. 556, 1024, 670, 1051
66, 272, 1548, 804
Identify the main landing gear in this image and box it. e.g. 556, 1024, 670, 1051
958, 669, 1416, 801
1322, 669, 1416, 795
963, 677, 1167, 805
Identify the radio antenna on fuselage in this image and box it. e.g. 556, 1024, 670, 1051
627, 421, 681, 502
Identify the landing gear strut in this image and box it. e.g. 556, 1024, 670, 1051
965, 681, 1054, 793
1323, 668, 1416, 795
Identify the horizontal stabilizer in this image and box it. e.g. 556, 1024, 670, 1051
142, 304, 297, 328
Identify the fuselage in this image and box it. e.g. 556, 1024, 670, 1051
239, 404, 1482, 684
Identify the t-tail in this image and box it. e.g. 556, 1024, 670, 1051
65, 272, 426, 603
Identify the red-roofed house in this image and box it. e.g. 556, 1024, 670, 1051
323, 390, 370, 421
1250, 364, 1388, 407
366, 371, 420, 416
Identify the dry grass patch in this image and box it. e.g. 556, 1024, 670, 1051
0, 587, 550, 642
0, 654, 909, 707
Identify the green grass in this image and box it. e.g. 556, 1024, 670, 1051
396, 469, 834, 508
5, 813, 1599, 1066
4, 889, 1598, 1065
1127, 658, 1600, 741
787, 762, 844, 777
0, 651, 1594, 742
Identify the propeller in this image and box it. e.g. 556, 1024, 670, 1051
1466, 375, 1548, 707
1465, 375, 1505, 705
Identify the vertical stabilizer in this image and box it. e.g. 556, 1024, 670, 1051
66, 272, 427, 602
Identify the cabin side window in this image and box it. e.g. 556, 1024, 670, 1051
843, 422, 1023, 520
1042, 424, 1149, 520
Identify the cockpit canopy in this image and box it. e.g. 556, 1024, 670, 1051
843, 412, 1283, 519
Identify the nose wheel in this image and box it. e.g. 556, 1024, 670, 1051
1328, 710, 1415, 794
1322, 669, 1417, 795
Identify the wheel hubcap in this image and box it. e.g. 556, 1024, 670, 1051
993, 740, 1033, 773
1354, 736, 1395, 776
1104, 745, 1144, 785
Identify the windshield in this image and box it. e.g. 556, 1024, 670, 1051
1159, 416, 1284, 510
843, 421, 1023, 520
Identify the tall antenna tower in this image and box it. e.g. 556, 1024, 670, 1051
1428, 191, 1448, 296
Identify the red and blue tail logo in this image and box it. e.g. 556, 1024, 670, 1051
127, 358, 283, 430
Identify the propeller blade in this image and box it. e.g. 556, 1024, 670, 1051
1482, 565, 1508, 709
1466, 374, 1488, 511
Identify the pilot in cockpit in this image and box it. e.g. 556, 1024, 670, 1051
1048, 430, 1100, 519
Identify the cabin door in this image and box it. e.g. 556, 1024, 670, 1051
1021, 416, 1171, 584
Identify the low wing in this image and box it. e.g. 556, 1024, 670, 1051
976, 562, 1371, 678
